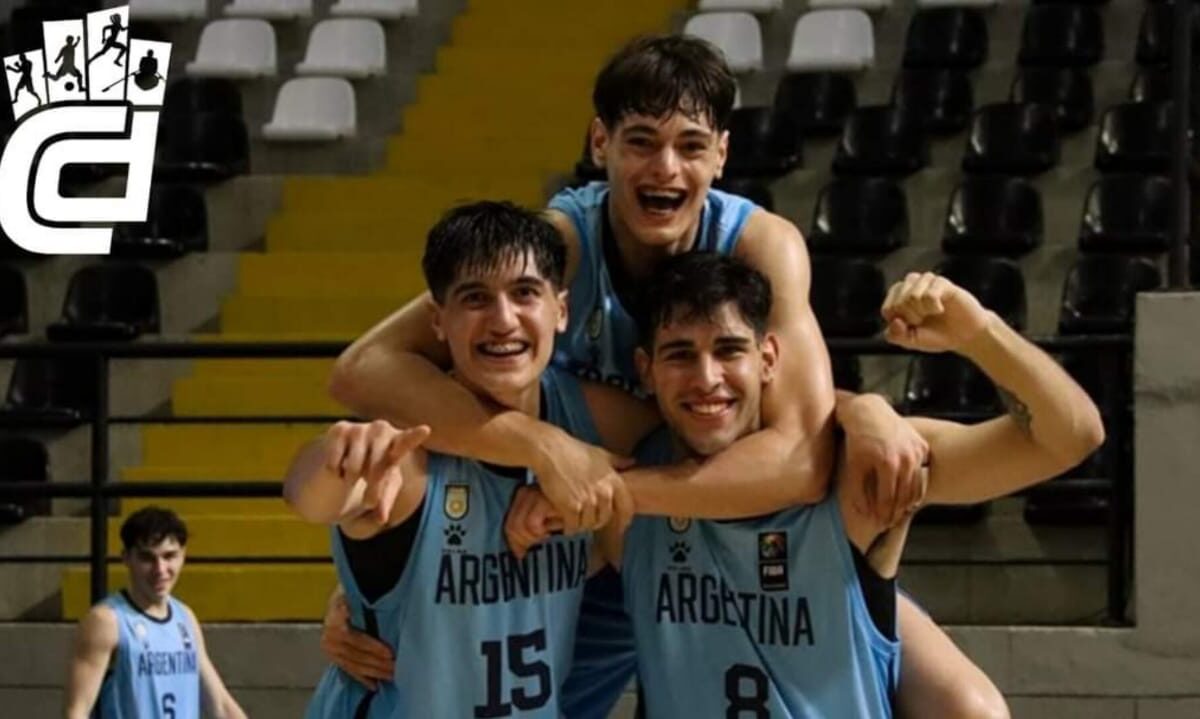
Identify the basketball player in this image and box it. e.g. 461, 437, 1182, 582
512, 255, 1104, 717
63, 507, 247, 719
284, 201, 658, 717
324, 34, 1000, 719
89, 13, 128, 67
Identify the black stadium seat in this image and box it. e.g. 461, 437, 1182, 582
113, 184, 209, 259
0, 265, 28, 338
942, 176, 1043, 255
904, 9, 989, 69
1136, 3, 1200, 66
163, 79, 244, 122
1011, 68, 1093, 133
892, 68, 973, 136
46, 264, 160, 342
1018, 4, 1104, 68
1078, 175, 1171, 253
0, 357, 97, 426
809, 177, 908, 255
833, 106, 929, 177
831, 354, 863, 393
1058, 255, 1162, 335
157, 112, 250, 182
773, 72, 856, 137
715, 179, 774, 212
1094, 102, 1172, 174
937, 256, 1028, 330
810, 258, 886, 337
963, 103, 1059, 175
0, 438, 50, 524
902, 353, 999, 422
724, 107, 802, 178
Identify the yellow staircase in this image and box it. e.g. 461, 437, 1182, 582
63, 0, 689, 620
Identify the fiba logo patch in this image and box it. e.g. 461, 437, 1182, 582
0, 5, 170, 255
758, 531, 788, 592
444, 484, 469, 520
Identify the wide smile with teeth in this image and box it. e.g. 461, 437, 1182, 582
682, 399, 735, 417
637, 188, 687, 214
478, 341, 529, 358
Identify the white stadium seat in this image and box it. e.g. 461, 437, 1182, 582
186, 19, 278, 78
809, 0, 892, 12
786, 10, 875, 72
263, 77, 357, 141
330, 0, 419, 20
295, 19, 387, 78
683, 12, 764, 73
224, 0, 314, 20
698, 0, 783, 12
129, 0, 206, 21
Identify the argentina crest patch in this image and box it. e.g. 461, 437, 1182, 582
444, 484, 469, 520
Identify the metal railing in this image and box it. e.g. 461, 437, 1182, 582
0, 336, 1134, 623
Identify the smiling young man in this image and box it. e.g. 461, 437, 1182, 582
324, 34, 932, 717
64, 507, 247, 719
511, 253, 1103, 717
284, 202, 656, 718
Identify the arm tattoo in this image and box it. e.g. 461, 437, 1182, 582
997, 386, 1033, 437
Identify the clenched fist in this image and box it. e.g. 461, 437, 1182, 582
881, 272, 991, 354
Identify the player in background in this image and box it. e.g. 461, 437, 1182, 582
63, 507, 247, 719
284, 202, 658, 717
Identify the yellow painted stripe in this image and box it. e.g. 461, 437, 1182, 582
173, 376, 344, 415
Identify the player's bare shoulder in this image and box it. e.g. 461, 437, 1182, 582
542, 208, 584, 283
78, 602, 119, 649
733, 208, 809, 267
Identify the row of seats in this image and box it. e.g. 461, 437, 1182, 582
127, 0, 418, 21
0, 264, 160, 342
686, 6, 1198, 75
811, 254, 1160, 339
764, 64, 1184, 142
725, 99, 1180, 179
806, 173, 1171, 257
187, 18, 387, 79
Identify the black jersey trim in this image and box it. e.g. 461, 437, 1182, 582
119, 589, 173, 624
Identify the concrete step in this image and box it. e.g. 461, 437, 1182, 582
264, 214, 436, 255
173, 376, 343, 415
188, 359, 336, 379
135, 422, 323, 469
101, 516, 328, 558
62, 564, 335, 620
219, 296, 410, 336
236, 252, 427, 298
119, 497, 293, 517
279, 175, 546, 212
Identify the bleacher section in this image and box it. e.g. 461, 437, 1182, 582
0, 0, 1182, 634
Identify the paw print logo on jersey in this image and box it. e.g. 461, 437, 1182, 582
0, 5, 170, 255
669, 541, 691, 565
444, 524, 466, 547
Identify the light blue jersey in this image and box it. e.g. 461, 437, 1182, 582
548, 182, 758, 395
306, 368, 598, 718
94, 592, 200, 719
549, 181, 758, 719
624, 432, 900, 719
